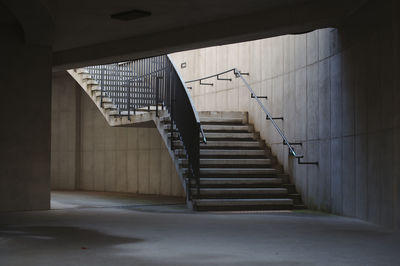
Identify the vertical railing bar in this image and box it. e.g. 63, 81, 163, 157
127, 80, 131, 120
100, 68, 104, 107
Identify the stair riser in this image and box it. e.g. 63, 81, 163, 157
195, 205, 294, 211
198, 155, 270, 160
166, 125, 252, 132
196, 184, 286, 189
200, 150, 267, 156
174, 141, 266, 150
183, 164, 273, 169
192, 195, 292, 200
191, 194, 302, 204
199, 119, 244, 125
192, 181, 283, 185
200, 168, 279, 174
175, 151, 269, 158
200, 173, 282, 178
191, 188, 287, 194
179, 159, 272, 168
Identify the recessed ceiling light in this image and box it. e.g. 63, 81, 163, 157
110, 9, 151, 21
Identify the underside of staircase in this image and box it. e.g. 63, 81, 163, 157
68, 60, 305, 212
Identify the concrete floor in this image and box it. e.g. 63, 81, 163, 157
0, 191, 399, 266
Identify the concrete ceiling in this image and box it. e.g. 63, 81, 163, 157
1, 0, 368, 70
51, 0, 298, 52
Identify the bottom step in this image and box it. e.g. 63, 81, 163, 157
193, 198, 294, 211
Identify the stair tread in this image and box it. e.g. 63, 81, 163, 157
205, 132, 256, 138
192, 188, 288, 194
200, 168, 279, 172
180, 158, 271, 165
202, 125, 251, 131
194, 198, 293, 206
200, 150, 265, 154
199, 177, 283, 181
199, 117, 243, 124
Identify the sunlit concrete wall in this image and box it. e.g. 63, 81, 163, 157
170, 2, 400, 229
51, 73, 183, 197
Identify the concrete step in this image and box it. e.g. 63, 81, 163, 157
89, 85, 101, 92
199, 168, 280, 177
204, 132, 259, 140
192, 191, 301, 203
167, 132, 180, 139
102, 98, 113, 104
96, 97, 112, 104
76, 68, 89, 74
160, 116, 172, 123
94, 91, 105, 98
169, 132, 259, 141
102, 103, 117, 110
202, 124, 252, 132
174, 149, 267, 158
173, 140, 265, 149
85, 79, 99, 85
191, 188, 288, 196
180, 158, 272, 167
165, 124, 252, 133
199, 117, 243, 124
198, 111, 246, 120
201, 140, 264, 149
80, 73, 92, 80
199, 149, 266, 157
194, 177, 284, 187
108, 110, 120, 116
164, 124, 177, 131
193, 198, 294, 211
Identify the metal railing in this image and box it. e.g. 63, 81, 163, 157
186, 68, 318, 165
86, 57, 166, 115
85, 55, 206, 199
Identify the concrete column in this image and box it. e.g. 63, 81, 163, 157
0, 31, 52, 211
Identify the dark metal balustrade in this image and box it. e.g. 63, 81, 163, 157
85, 55, 205, 200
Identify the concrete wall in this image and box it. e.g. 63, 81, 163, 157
51, 73, 80, 190
0, 7, 52, 211
51, 73, 183, 197
170, 2, 400, 229
78, 91, 183, 196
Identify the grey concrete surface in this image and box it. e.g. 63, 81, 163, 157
0, 5, 52, 212
51, 72, 81, 190
51, 73, 184, 197
0, 191, 399, 266
169, 1, 400, 229
48, 0, 367, 70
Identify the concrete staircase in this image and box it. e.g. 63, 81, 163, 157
67, 68, 161, 127
170, 111, 304, 211
69, 68, 304, 212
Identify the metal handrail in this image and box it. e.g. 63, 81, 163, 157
186, 68, 235, 84
185, 68, 318, 165
233, 69, 299, 158
199, 126, 207, 144
166, 55, 207, 146
127, 66, 168, 82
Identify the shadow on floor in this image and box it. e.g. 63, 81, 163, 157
0, 225, 143, 250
